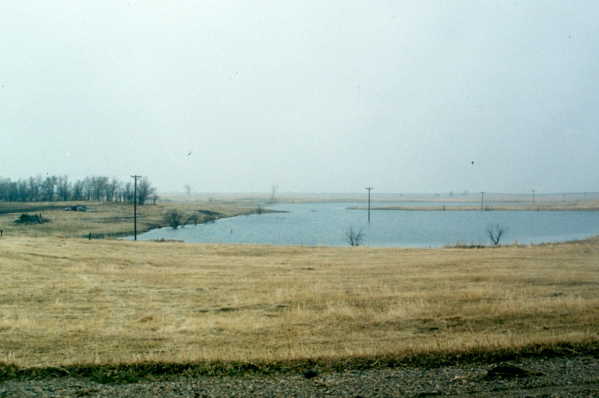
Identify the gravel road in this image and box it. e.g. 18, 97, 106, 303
1, 355, 598, 397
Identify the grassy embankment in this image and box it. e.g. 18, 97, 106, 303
0, 201, 257, 239
0, 234, 598, 380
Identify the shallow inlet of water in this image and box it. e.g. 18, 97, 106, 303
132, 202, 599, 247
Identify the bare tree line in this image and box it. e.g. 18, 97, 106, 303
0, 175, 156, 204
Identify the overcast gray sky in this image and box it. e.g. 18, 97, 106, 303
1, 1, 598, 194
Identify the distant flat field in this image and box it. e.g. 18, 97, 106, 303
163, 192, 599, 204
0, 236, 598, 368
350, 200, 599, 211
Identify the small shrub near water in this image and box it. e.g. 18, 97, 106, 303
164, 209, 185, 229
345, 226, 365, 246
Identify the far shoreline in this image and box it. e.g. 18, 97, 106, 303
348, 204, 599, 212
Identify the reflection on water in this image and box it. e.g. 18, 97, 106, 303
133, 202, 599, 247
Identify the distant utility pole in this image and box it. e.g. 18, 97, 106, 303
131, 175, 141, 241
480, 191, 485, 211
365, 186, 374, 223
532, 189, 536, 204
270, 184, 278, 203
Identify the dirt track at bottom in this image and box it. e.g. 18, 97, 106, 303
1, 355, 598, 397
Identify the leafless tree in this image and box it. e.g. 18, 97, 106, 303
71, 180, 84, 200
56, 176, 70, 201
105, 178, 121, 202
0, 174, 156, 204
487, 223, 507, 246
136, 177, 155, 205
121, 182, 133, 203
89, 176, 109, 200
41, 176, 57, 201
345, 226, 365, 246
164, 209, 185, 229
186, 214, 200, 225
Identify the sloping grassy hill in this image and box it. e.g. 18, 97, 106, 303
0, 201, 255, 238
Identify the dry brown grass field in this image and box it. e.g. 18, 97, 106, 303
0, 234, 598, 371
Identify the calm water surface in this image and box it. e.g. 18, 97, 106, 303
133, 202, 599, 247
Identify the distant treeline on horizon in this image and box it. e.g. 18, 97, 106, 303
0, 175, 156, 204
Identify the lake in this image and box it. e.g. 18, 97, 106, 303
132, 202, 599, 247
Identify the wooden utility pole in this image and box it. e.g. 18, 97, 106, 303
532, 189, 536, 204
365, 187, 374, 223
480, 191, 485, 211
270, 184, 278, 203
131, 175, 141, 240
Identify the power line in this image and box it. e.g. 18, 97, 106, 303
365, 187, 374, 223
131, 175, 141, 241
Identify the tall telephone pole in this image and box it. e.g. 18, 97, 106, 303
480, 191, 485, 211
131, 175, 141, 240
365, 187, 374, 223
